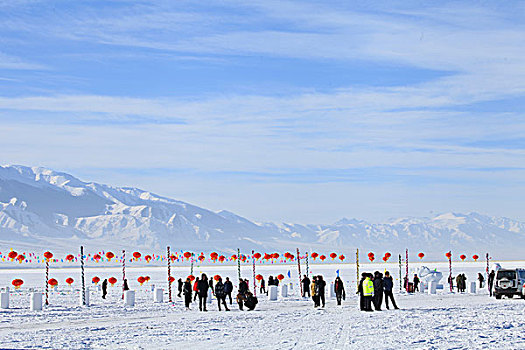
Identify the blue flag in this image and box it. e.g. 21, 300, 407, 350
336, 269, 340, 277
287, 270, 291, 278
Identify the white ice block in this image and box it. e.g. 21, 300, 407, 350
30, 292, 43, 311
0, 292, 9, 309
330, 282, 336, 299
154, 288, 164, 303
469, 282, 477, 294
124, 290, 135, 306
207, 288, 212, 304
268, 285, 278, 301
420, 283, 426, 293
281, 283, 288, 298
428, 281, 437, 295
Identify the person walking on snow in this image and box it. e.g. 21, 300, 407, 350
488, 270, 495, 297
311, 276, 318, 307
177, 278, 183, 298
183, 277, 193, 309
373, 271, 384, 310
316, 275, 326, 308
193, 277, 200, 301
260, 277, 266, 295
334, 277, 345, 305
362, 273, 374, 312
357, 273, 366, 310
302, 275, 311, 297
197, 273, 210, 311
478, 273, 485, 289
413, 274, 420, 292
214, 277, 230, 311
383, 271, 399, 310
102, 278, 108, 299
224, 277, 233, 304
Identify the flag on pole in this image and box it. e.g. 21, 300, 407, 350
287, 270, 291, 278
336, 269, 340, 277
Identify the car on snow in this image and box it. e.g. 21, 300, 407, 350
494, 268, 525, 299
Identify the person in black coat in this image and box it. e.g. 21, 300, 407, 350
302, 275, 311, 297
214, 277, 229, 311
413, 274, 420, 292
315, 275, 326, 307
383, 271, 399, 310
209, 278, 214, 295
373, 271, 384, 310
183, 277, 193, 309
177, 278, 183, 297
260, 277, 266, 294
102, 279, 108, 299
224, 277, 233, 304
197, 274, 210, 311
244, 291, 258, 311
478, 273, 485, 288
334, 277, 345, 305
488, 270, 495, 297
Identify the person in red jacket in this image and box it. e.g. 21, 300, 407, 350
334, 277, 346, 305
193, 277, 200, 301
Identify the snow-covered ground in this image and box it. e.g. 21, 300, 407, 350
1, 261, 524, 349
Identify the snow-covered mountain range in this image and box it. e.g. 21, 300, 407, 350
1, 165, 524, 259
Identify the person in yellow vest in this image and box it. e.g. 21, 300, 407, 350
363, 273, 375, 311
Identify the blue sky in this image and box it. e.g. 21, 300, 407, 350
1, 0, 524, 223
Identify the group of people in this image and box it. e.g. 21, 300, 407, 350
358, 271, 399, 312
178, 274, 258, 311
455, 273, 468, 293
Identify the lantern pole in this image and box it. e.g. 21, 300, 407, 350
252, 250, 256, 296
305, 252, 309, 277
296, 248, 302, 297
81, 246, 86, 306
405, 248, 409, 291
398, 254, 402, 292
190, 253, 194, 277
485, 252, 489, 288
356, 248, 360, 293
121, 249, 126, 300
448, 251, 453, 292
237, 248, 241, 281
167, 246, 172, 302
45, 257, 49, 306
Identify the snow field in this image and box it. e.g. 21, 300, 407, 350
0, 262, 524, 349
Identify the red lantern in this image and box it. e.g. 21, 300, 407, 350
137, 276, 146, 285
16, 254, 25, 263
8, 251, 18, 260
43, 251, 53, 260
255, 274, 263, 281
66, 254, 75, 262
339, 254, 345, 261
272, 253, 279, 259
460, 254, 466, 261
188, 275, 195, 282
170, 255, 176, 262
320, 255, 326, 261
418, 252, 425, 260
93, 254, 102, 261
277, 274, 285, 281
66, 277, 74, 286
168, 276, 175, 284
198, 254, 205, 262
311, 252, 319, 260
382, 256, 388, 262
105, 252, 115, 261
369, 255, 375, 262
92, 276, 100, 285
145, 255, 152, 262
253, 252, 261, 260
218, 255, 225, 262
231, 254, 238, 261
445, 252, 452, 259
214, 275, 221, 281
210, 252, 218, 261
184, 252, 192, 260
472, 254, 479, 261
330, 252, 337, 260
133, 252, 141, 259
264, 253, 271, 260
108, 277, 117, 286
385, 252, 391, 258
145, 276, 150, 282
368, 252, 374, 258
12, 279, 23, 289
48, 278, 58, 287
